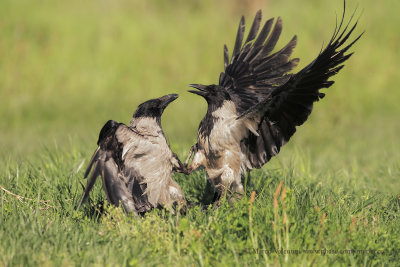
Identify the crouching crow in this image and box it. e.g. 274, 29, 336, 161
185, 5, 362, 200
79, 94, 186, 214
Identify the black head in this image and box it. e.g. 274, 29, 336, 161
97, 120, 120, 145
133, 94, 179, 119
188, 84, 230, 109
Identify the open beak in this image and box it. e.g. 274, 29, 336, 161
188, 84, 208, 97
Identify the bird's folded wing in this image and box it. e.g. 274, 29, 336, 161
219, 10, 299, 114
79, 124, 140, 213
79, 148, 136, 213
79, 147, 102, 207
238, 8, 363, 169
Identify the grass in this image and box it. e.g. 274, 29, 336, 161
1, 0, 399, 265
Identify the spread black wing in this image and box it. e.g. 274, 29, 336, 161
239, 7, 363, 168
219, 10, 299, 114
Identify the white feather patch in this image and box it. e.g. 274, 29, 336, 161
243, 120, 259, 136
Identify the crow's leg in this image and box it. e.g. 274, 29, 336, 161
214, 168, 244, 203
185, 147, 205, 175
171, 153, 186, 173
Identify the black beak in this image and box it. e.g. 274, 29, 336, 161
188, 84, 208, 97
160, 94, 179, 106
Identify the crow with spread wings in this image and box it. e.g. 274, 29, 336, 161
184, 6, 362, 200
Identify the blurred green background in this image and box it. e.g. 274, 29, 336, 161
1, 0, 399, 192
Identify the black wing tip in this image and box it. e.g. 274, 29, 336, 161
240, 16, 245, 24
336, 2, 363, 42
232, 15, 246, 58
84, 147, 100, 178
253, 10, 262, 26
83, 169, 90, 178
313, 3, 362, 70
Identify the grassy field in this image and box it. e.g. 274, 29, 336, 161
1, 0, 399, 265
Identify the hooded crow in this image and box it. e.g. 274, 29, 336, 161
79, 94, 186, 213
185, 6, 362, 199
